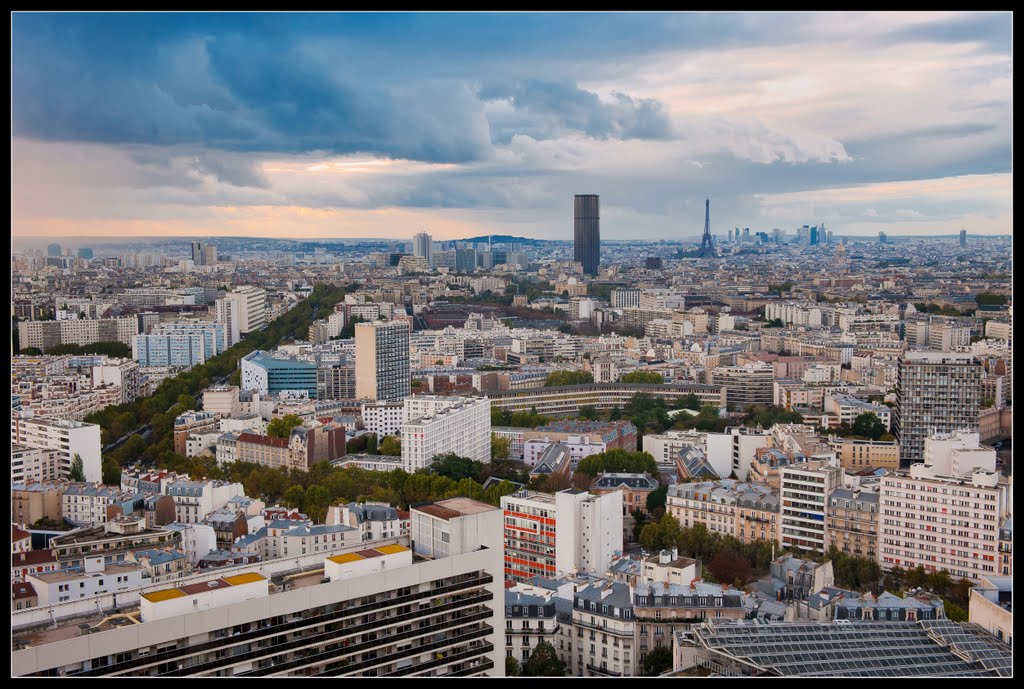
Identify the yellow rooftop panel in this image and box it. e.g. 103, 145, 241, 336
374, 544, 409, 555
328, 552, 365, 564
222, 572, 267, 586
141, 588, 186, 603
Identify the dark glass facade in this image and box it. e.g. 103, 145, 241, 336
574, 194, 600, 276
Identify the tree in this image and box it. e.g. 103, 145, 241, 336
267, 414, 304, 438
284, 485, 305, 511
851, 412, 887, 441
506, 656, 522, 677
379, 436, 402, 456
576, 448, 658, 478
303, 485, 332, 524
69, 453, 86, 482
365, 433, 379, 455
646, 484, 668, 513
643, 646, 674, 676
578, 405, 600, 421
521, 640, 566, 676
943, 599, 968, 622
631, 508, 647, 542
491, 435, 511, 461
620, 370, 664, 384
608, 405, 622, 421
430, 453, 483, 482
101, 457, 121, 486
708, 550, 753, 587
544, 370, 594, 387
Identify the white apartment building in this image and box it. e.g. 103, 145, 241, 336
91, 359, 141, 404
779, 459, 843, 553
611, 289, 642, 308
825, 393, 892, 430
62, 484, 135, 527
160, 522, 218, 564
28, 557, 145, 606
878, 432, 1010, 582
224, 285, 267, 335
11, 417, 102, 484
501, 489, 623, 582
765, 301, 823, 328
523, 436, 606, 469
12, 445, 61, 484
14, 499, 504, 678
362, 401, 405, 436
355, 320, 411, 402
214, 296, 241, 349
166, 479, 245, 524
203, 385, 241, 417
400, 396, 491, 472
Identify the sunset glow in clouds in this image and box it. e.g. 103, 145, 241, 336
11, 12, 1011, 240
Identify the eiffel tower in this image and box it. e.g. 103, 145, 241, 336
696, 197, 717, 258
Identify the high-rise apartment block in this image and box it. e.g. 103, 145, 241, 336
778, 459, 843, 553
413, 231, 434, 267
215, 296, 241, 349
11, 417, 102, 484
14, 499, 504, 677
895, 352, 982, 467
574, 194, 600, 276
400, 396, 491, 473
355, 320, 411, 402
879, 431, 1010, 582
219, 286, 266, 335
501, 488, 622, 582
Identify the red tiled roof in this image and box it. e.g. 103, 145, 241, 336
12, 549, 56, 566
415, 504, 461, 521
178, 578, 231, 595
236, 432, 288, 448
12, 525, 30, 541
12, 581, 37, 599
355, 549, 384, 559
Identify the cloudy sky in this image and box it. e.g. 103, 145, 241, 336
11, 12, 1012, 241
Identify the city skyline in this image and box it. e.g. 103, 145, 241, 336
12, 12, 1012, 241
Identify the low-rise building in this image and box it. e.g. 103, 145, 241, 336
829, 437, 900, 470
969, 575, 1012, 646
505, 590, 560, 667
667, 479, 780, 544
589, 473, 660, 516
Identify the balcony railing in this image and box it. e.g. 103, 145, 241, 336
587, 663, 621, 677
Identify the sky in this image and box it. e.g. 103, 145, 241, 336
11, 12, 1013, 241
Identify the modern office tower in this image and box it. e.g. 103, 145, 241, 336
47, 242, 62, 257
809, 226, 818, 245
240, 350, 318, 397
11, 417, 102, 484
573, 194, 600, 276
778, 459, 843, 554
214, 296, 241, 349
191, 241, 205, 266
611, 288, 642, 308
413, 231, 434, 267
400, 396, 491, 472
500, 488, 623, 582
77, 248, 93, 259
878, 432, 1010, 582
355, 320, 411, 402
224, 286, 267, 334
960, 229, 967, 247
711, 363, 775, 411
879, 231, 887, 243
203, 244, 217, 265
455, 248, 477, 273
13, 499, 504, 677
894, 352, 982, 467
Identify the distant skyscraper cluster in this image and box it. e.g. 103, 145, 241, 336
573, 194, 600, 276
190, 241, 218, 266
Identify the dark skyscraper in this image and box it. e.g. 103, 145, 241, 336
960, 229, 967, 247
46, 243, 61, 257
574, 194, 600, 275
